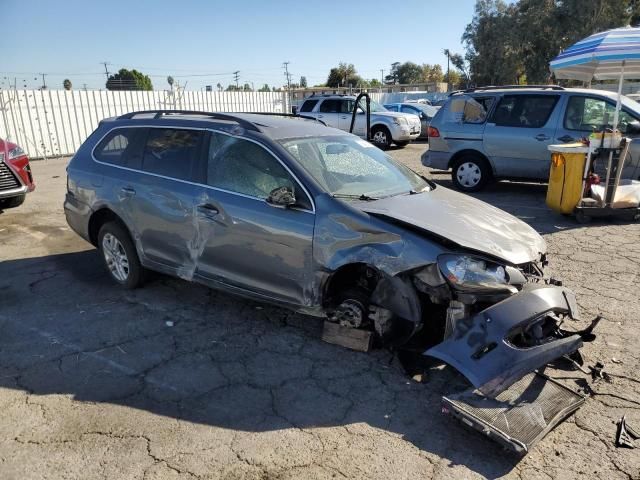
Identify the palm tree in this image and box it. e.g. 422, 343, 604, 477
216, 83, 222, 91
63, 79, 72, 90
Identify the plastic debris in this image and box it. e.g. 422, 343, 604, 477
165, 320, 174, 327
616, 416, 640, 448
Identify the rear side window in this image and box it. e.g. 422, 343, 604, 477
490, 95, 558, 128
300, 99, 318, 112
94, 128, 145, 166
319, 99, 340, 113
141, 128, 204, 181
401, 105, 419, 115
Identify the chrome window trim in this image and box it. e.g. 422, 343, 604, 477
90, 124, 316, 214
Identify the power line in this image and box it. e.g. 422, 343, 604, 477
233, 71, 240, 88
282, 62, 291, 90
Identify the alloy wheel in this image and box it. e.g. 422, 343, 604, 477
102, 233, 130, 281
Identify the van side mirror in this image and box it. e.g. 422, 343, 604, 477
626, 120, 640, 134
267, 186, 296, 208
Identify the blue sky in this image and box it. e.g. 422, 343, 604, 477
2, 0, 478, 91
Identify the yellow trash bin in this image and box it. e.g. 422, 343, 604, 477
546, 144, 588, 214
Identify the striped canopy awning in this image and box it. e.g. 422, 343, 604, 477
550, 26, 640, 81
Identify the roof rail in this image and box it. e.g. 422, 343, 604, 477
463, 85, 565, 93
246, 112, 328, 126
117, 110, 261, 132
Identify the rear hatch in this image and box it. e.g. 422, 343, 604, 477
442, 372, 584, 454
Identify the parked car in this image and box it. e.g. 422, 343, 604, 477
384, 102, 439, 138
65, 111, 596, 452
0, 138, 35, 209
424, 86, 640, 191
298, 94, 421, 149
405, 98, 432, 105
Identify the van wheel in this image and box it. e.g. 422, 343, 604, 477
451, 155, 492, 192
371, 126, 392, 150
98, 221, 144, 289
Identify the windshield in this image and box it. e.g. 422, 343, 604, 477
358, 98, 387, 113
280, 135, 430, 199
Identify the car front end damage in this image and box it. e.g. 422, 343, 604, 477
370, 253, 600, 453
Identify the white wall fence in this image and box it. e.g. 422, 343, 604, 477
0, 90, 290, 158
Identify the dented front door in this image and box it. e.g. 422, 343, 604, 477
193, 133, 315, 305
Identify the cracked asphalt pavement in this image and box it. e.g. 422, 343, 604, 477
1, 143, 639, 479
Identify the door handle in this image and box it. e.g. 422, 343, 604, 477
535, 134, 550, 141
197, 204, 219, 219
558, 135, 574, 143
120, 186, 136, 196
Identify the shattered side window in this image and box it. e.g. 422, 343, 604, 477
207, 134, 295, 200
141, 128, 204, 181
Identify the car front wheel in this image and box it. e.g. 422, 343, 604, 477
98, 221, 144, 288
451, 156, 492, 192
0, 194, 25, 210
370, 126, 392, 150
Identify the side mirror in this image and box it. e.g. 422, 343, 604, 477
291, 105, 298, 115
626, 120, 640, 134
267, 186, 296, 208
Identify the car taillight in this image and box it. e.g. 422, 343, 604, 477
428, 126, 440, 138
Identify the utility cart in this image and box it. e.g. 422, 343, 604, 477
547, 137, 640, 223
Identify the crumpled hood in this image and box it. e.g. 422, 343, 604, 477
356, 186, 546, 265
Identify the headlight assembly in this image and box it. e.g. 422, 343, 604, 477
393, 117, 408, 126
438, 254, 512, 292
8, 146, 25, 160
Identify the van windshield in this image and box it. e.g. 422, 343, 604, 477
280, 135, 430, 199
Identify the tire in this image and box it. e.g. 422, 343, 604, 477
371, 126, 392, 150
97, 221, 144, 289
0, 194, 25, 210
395, 141, 410, 148
451, 155, 492, 192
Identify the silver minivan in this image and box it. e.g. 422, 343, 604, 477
424, 86, 640, 191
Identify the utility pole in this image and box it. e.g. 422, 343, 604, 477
39, 73, 47, 90
233, 71, 240, 88
100, 61, 111, 82
380, 69, 384, 84
282, 62, 291, 90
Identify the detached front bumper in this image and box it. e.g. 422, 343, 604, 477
424, 285, 584, 396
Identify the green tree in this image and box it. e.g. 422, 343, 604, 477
300, 76, 307, 88
463, 0, 640, 86
326, 63, 362, 87
106, 68, 153, 90
368, 78, 382, 88
384, 62, 401, 84
63, 79, 72, 90
422, 64, 444, 83
258, 84, 271, 92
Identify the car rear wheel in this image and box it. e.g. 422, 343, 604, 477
0, 194, 25, 210
98, 221, 144, 289
451, 156, 492, 192
371, 126, 392, 150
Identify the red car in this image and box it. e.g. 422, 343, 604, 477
0, 138, 35, 209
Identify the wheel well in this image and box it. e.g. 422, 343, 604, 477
323, 263, 381, 307
370, 123, 390, 133
448, 149, 493, 174
88, 208, 128, 246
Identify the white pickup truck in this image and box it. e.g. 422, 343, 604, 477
298, 94, 421, 149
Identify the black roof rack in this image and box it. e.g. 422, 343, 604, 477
308, 93, 351, 97
117, 110, 261, 132
246, 112, 327, 126
462, 85, 565, 93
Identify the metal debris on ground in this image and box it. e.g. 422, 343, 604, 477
616, 416, 640, 448
589, 362, 612, 383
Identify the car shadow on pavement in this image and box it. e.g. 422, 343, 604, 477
0, 250, 523, 478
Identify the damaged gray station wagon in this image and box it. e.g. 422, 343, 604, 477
65, 110, 599, 453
